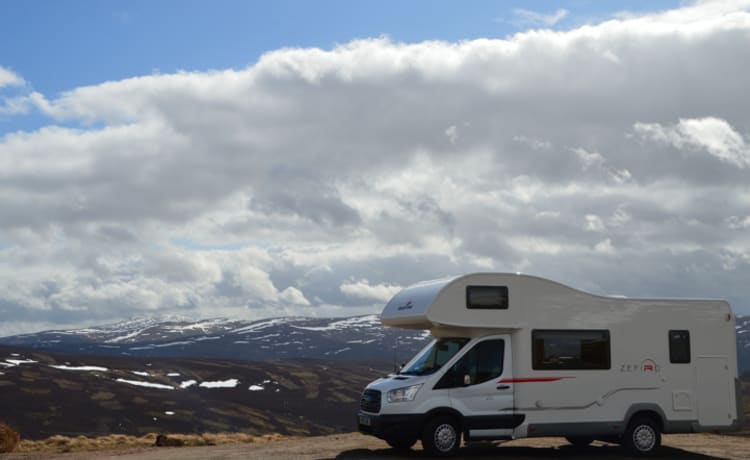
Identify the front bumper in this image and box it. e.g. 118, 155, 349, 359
357, 411, 425, 441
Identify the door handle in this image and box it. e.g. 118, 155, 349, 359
496, 385, 510, 390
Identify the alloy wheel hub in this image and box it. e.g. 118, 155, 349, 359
633, 425, 656, 451
434, 424, 457, 452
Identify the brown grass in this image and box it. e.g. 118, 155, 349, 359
0, 422, 21, 453
16, 432, 287, 453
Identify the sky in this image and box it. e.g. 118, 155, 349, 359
1, 0, 749, 335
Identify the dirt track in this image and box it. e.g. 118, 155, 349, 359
3, 433, 750, 460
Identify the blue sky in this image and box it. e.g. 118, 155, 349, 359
2, 1, 750, 334
2, 0, 680, 133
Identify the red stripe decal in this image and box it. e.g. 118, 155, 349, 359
498, 377, 574, 383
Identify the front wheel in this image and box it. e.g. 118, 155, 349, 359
623, 417, 661, 456
421, 416, 461, 456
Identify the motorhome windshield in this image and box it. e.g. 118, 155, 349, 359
400, 338, 469, 376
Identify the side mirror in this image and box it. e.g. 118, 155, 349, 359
463, 374, 471, 386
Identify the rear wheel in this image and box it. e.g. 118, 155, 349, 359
623, 416, 661, 456
565, 436, 593, 448
421, 416, 461, 456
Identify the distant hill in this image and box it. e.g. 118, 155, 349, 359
1, 313, 748, 440
0, 344, 387, 440
737, 316, 750, 375
1, 313, 747, 372
0, 315, 430, 365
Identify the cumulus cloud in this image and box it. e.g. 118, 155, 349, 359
279, 287, 311, 306
2, 1, 750, 334
340, 280, 402, 303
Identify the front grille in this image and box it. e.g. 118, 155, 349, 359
360, 389, 381, 413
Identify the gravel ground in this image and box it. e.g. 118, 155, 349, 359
2, 432, 750, 460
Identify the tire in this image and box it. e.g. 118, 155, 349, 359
385, 437, 416, 450
421, 416, 461, 457
565, 436, 593, 448
623, 416, 661, 456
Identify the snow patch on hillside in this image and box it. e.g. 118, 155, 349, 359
116, 378, 175, 390
3, 358, 37, 367
291, 315, 379, 332
50, 365, 108, 371
199, 378, 239, 388
233, 319, 289, 334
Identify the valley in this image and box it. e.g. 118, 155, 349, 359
0, 344, 386, 440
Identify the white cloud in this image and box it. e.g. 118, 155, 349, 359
726, 215, 750, 229
0, 67, 30, 115
445, 125, 458, 144
0, 96, 30, 115
279, 286, 311, 306
573, 148, 632, 184
340, 280, 402, 303
2, 1, 750, 335
510, 8, 569, 27
0, 66, 23, 88
513, 135, 551, 150
575, 148, 606, 171
585, 215, 605, 232
635, 117, 750, 168
594, 238, 616, 255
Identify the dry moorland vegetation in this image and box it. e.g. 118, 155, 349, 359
0, 422, 21, 453
0, 426, 286, 454
0, 375, 746, 455
0, 345, 380, 440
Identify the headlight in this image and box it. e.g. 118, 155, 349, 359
387, 383, 423, 403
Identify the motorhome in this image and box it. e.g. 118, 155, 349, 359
357, 273, 742, 456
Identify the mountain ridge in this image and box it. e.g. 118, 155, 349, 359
1, 314, 748, 372
0, 314, 431, 364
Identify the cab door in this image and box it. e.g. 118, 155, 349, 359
434, 335, 517, 439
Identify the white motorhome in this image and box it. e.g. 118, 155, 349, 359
357, 273, 742, 456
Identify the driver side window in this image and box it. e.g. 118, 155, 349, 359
434, 339, 504, 389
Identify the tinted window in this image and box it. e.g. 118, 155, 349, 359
435, 339, 505, 389
533, 330, 610, 370
669, 330, 691, 364
466, 286, 509, 309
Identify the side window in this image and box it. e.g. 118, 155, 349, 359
532, 330, 610, 370
669, 330, 691, 364
435, 339, 505, 389
466, 286, 509, 309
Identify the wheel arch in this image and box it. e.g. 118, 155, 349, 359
424, 407, 465, 431
624, 404, 666, 432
